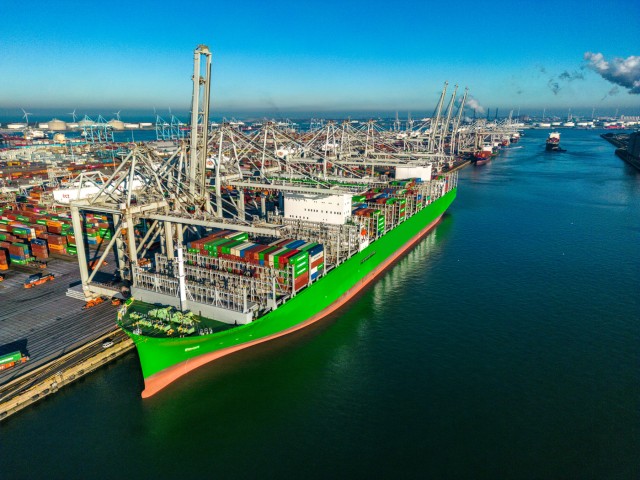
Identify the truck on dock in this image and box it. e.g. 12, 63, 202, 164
24, 273, 55, 288
0, 351, 29, 371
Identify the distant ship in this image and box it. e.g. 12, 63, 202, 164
474, 144, 493, 165
545, 132, 565, 152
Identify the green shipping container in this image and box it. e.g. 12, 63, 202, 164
204, 237, 230, 251
221, 240, 243, 255
294, 263, 309, 276
259, 246, 280, 260
299, 242, 317, 252
0, 351, 22, 364
229, 232, 249, 242
289, 252, 309, 266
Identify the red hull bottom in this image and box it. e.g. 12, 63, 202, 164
141, 213, 445, 398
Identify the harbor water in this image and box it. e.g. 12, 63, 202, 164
1, 129, 639, 479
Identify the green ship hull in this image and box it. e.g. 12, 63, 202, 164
121, 188, 456, 397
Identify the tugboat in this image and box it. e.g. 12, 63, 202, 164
545, 132, 566, 152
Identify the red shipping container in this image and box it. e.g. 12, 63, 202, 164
276, 238, 293, 247
278, 249, 298, 268
47, 234, 66, 245
294, 271, 309, 290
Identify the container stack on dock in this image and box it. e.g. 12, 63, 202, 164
0, 200, 114, 269
0, 248, 8, 270
7, 243, 32, 265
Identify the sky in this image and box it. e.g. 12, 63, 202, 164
1, 0, 639, 119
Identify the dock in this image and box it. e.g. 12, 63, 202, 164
0, 330, 133, 421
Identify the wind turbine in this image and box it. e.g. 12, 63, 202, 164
21, 108, 32, 126
68, 109, 78, 122
112, 110, 121, 121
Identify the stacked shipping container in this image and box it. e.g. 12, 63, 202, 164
182, 229, 325, 292
0, 202, 115, 268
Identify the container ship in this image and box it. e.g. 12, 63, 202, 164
545, 132, 565, 152
118, 171, 457, 397
62, 45, 466, 398
474, 144, 493, 165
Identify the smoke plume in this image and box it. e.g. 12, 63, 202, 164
558, 70, 585, 81
584, 52, 640, 94
601, 86, 620, 101
465, 96, 485, 114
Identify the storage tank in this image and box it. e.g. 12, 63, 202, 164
108, 119, 125, 130
53, 133, 66, 143
47, 118, 68, 131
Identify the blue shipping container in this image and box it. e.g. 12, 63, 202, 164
285, 240, 305, 249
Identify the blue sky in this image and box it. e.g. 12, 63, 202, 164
1, 0, 639, 118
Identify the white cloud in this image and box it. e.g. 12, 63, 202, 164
584, 52, 640, 94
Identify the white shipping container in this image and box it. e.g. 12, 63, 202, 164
395, 165, 432, 181
232, 242, 253, 257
